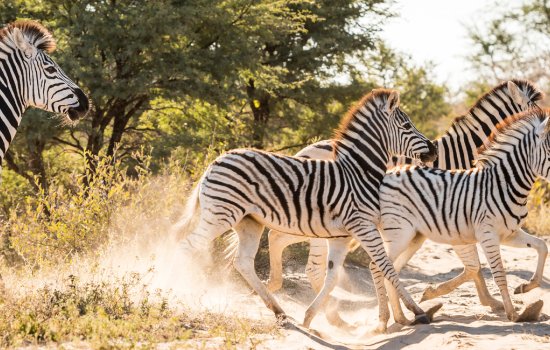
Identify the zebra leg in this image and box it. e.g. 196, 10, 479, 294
502, 228, 548, 294
478, 232, 518, 321
392, 233, 426, 271
303, 237, 351, 329
369, 261, 390, 333
180, 211, 236, 256
383, 234, 427, 326
306, 238, 356, 329
421, 244, 504, 311
267, 230, 309, 292
233, 217, 286, 319
305, 238, 329, 293
347, 221, 431, 324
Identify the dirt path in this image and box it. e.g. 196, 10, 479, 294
251, 239, 550, 349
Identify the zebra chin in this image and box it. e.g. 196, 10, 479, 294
419, 142, 438, 163
67, 107, 87, 121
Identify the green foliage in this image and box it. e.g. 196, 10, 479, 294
468, 0, 550, 87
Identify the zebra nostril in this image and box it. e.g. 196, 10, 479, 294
68, 94, 74, 99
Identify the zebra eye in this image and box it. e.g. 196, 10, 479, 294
45, 66, 57, 74
401, 122, 412, 130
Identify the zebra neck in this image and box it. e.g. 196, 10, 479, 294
333, 135, 389, 187
480, 154, 535, 203
0, 61, 26, 159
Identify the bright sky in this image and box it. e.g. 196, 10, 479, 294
381, 0, 521, 92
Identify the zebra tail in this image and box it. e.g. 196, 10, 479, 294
170, 184, 201, 240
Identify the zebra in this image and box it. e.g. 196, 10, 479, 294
175, 88, 438, 327
264, 80, 544, 329
0, 20, 88, 161
375, 108, 550, 324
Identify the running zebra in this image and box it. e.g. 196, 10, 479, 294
265, 80, 543, 328
376, 109, 550, 324
176, 89, 438, 326
0, 20, 88, 160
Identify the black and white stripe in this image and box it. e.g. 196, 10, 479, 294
265, 80, 543, 329
176, 89, 437, 326
0, 20, 88, 161
378, 109, 550, 323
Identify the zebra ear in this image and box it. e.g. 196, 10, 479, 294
536, 117, 549, 142
12, 27, 36, 58
507, 81, 528, 106
386, 90, 400, 114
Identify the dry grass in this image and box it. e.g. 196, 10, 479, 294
0, 270, 278, 348
0, 152, 279, 348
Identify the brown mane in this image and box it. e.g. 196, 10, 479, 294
450, 79, 543, 129
0, 20, 56, 53
477, 108, 548, 155
333, 88, 394, 143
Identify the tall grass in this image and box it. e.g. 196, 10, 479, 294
0, 149, 278, 348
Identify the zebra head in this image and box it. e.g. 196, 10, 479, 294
533, 113, 550, 181
380, 90, 437, 163
6, 21, 89, 121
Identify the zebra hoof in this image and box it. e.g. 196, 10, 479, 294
411, 314, 430, 325
514, 300, 543, 322
513, 282, 537, 295
420, 286, 436, 302
424, 302, 443, 322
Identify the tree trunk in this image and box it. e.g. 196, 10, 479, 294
27, 139, 48, 193
246, 78, 271, 149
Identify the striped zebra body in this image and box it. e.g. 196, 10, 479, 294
177, 89, 437, 326
264, 80, 543, 330
378, 110, 550, 322
0, 21, 88, 162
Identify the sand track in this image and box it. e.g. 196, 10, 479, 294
252, 239, 550, 349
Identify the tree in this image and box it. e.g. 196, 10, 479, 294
0, 0, 450, 192
468, 0, 550, 86
0, 0, 396, 183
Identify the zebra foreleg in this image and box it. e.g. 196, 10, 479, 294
502, 228, 548, 294
382, 231, 424, 326
233, 217, 286, 319
478, 232, 518, 321
347, 222, 431, 324
266, 230, 309, 292
369, 261, 390, 333
303, 237, 351, 328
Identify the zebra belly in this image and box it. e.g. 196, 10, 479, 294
249, 212, 349, 238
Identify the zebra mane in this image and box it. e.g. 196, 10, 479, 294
333, 88, 394, 149
476, 108, 548, 163
0, 20, 56, 53
450, 79, 543, 128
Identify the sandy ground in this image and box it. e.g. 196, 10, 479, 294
236, 239, 550, 350
15, 237, 548, 349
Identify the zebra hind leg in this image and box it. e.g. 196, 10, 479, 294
303, 237, 352, 329
502, 228, 548, 294
233, 217, 287, 320
306, 238, 356, 330
266, 230, 309, 292
421, 244, 504, 312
